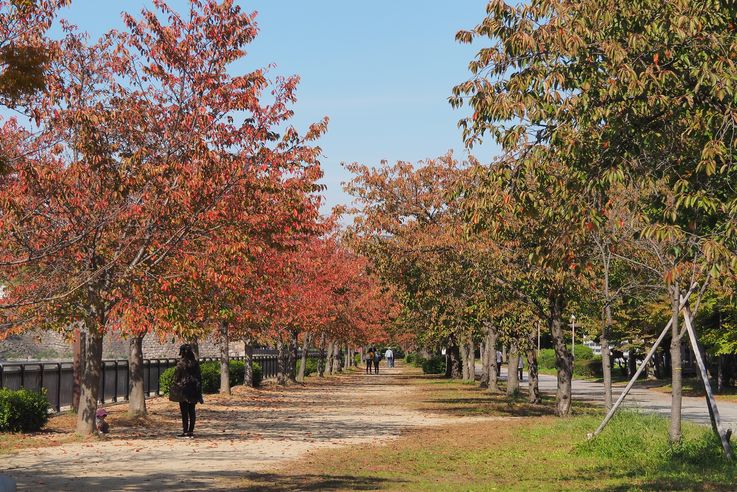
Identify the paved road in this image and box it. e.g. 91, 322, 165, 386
496, 367, 737, 430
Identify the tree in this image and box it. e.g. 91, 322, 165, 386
452, 0, 737, 431
345, 154, 486, 380
0, 0, 325, 434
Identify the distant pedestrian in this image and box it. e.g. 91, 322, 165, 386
385, 348, 394, 368
366, 347, 375, 374
373, 350, 381, 374
496, 350, 502, 376
169, 344, 203, 438
518, 356, 524, 381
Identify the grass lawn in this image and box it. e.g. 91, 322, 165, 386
238, 377, 736, 491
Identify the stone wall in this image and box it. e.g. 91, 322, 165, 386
0, 330, 246, 361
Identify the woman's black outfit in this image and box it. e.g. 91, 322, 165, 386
169, 356, 203, 437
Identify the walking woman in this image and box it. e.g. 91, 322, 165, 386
169, 344, 203, 438
366, 347, 375, 374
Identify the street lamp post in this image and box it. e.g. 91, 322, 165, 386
570, 314, 576, 360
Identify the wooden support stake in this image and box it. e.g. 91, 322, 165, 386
682, 302, 733, 460
590, 285, 696, 440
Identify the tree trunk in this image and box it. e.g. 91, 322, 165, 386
507, 342, 520, 396
326, 341, 335, 375
243, 338, 254, 387
487, 324, 500, 392
479, 331, 491, 389
128, 334, 147, 418
627, 349, 637, 379
550, 291, 572, 417
601, 304, 613, 410
344, 343, 351, 368
190, 337, 200, 359
445, 340, 462, 379
669, 283, 683, 443
333, 343, 343, 373
76, 329, 103, 435
654, 349, 663, 379
465, 337, 475, 381
72, 329, 85, 413
717, 355, 726, 394
317, 333, 326, 377
276, 338, 288, 385
527, 333, 541, 404
298, 333, 311, 382
288, 329, 298, 383
460, 336, 470, 381
218, 320, 231, 394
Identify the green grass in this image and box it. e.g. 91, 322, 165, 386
237, 375, 736, 491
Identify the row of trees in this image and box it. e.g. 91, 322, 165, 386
0, 0, 393, 435
346, 0, 737, 449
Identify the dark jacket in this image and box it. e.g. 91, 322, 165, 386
169, 358, 203, 404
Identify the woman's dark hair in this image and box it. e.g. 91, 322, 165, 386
179, 344, 195, 361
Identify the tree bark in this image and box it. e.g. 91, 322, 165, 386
326, 341, 335, 375
317, 333, 326, 377
276, 338, 288, 385
601, 303, 613, 410
479, 331, 491, 389
507, 342, 520, 397
627, 348, 637, 379
333, 342, 343, 373
72, 329, 85, 413
288, 329, 298, 383
527, 332, 541, 404
487, 324, 500, 392
445, 340, 462, 379
243, 338, 254, 387
190, 337, 200, 359
218, 320, 231, 394
549, 291, 572, 417
717, 354, 726, 394
297, 333, 311, 382
128, 334, 147, 417
465, 337, 475, 381
669, 283, 683, 443
76, 329, 103, 435
460, 336, 470, 380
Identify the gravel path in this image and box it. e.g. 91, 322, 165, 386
2, 366, 492, 491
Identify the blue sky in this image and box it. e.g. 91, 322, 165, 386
56, 1, 499, 213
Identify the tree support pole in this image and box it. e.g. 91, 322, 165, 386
590, 285, 696, 440
682, 302, 733, 460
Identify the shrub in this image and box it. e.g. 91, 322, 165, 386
160, 366, 176, 395
405, 353, 416, 364
538, 345, 595, 370
252, 362, 263, 387
0, 388, 49, 432
421, 355, 446, 374
199, 362, 221, 393
229, 360, 245, 387
160, 359, 261, 395
574, 356, 603, 378
300, 357, 319, 377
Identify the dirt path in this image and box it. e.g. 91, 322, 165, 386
2, 365, 496, 491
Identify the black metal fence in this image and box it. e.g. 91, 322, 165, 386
0, 353, 280, 412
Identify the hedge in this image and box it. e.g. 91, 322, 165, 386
538, 345, 594, 369
0, 388, 49, 432
296, 357, 319, 377
420, 355, 446, 374
160, 359, 263, 395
